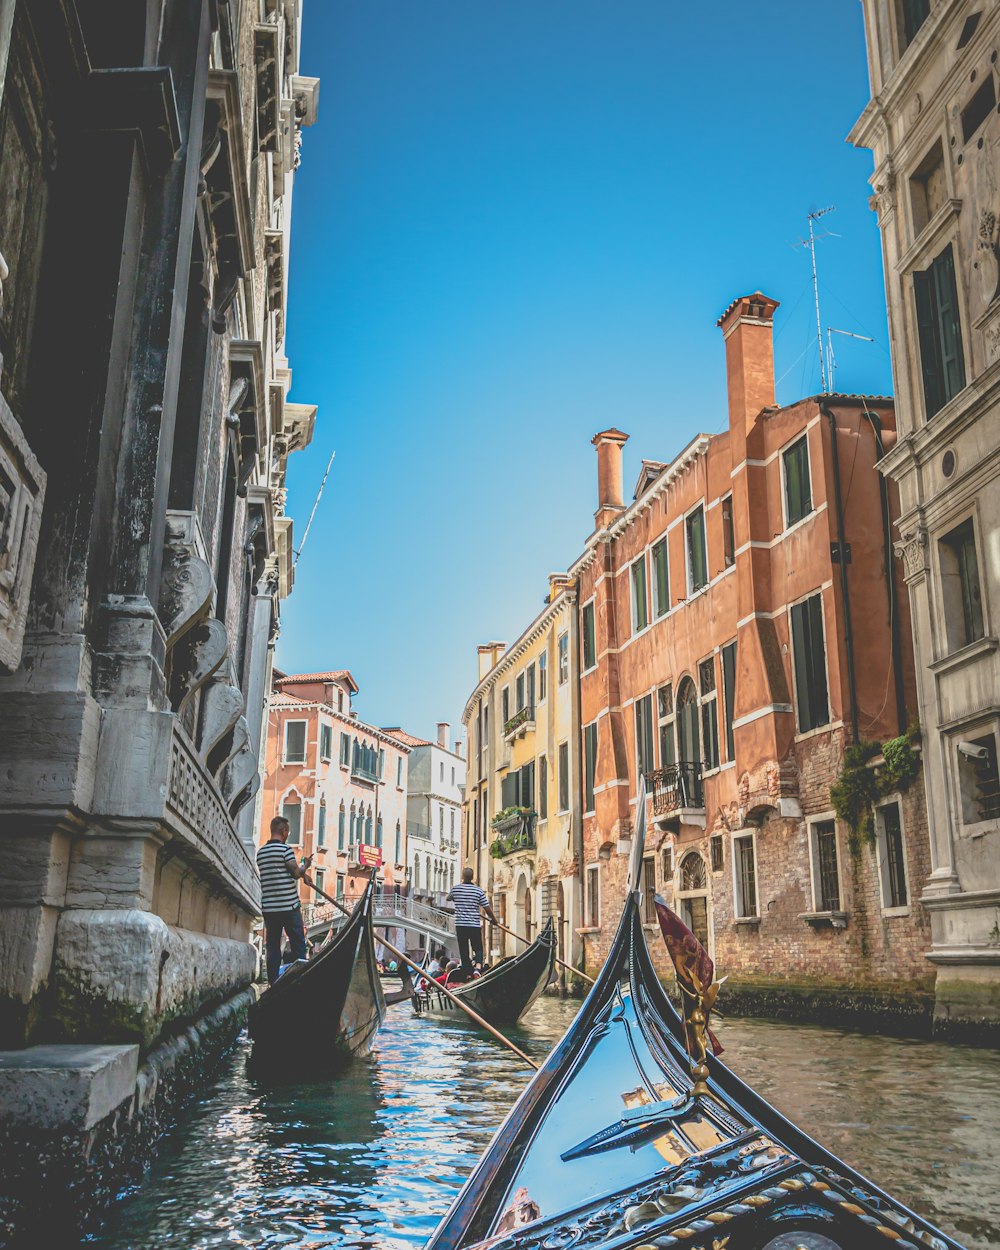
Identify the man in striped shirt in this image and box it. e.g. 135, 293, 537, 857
446, 867, 498, 976
256, 815, 313, 984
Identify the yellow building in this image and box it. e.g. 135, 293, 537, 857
461, 575, 582, 986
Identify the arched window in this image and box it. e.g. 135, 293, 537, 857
681, 851, 706, 891
413, 855, 421, 890
395, 820, 402, 863
376, 816, 383, 848
317, 798, 327, 848
678, 850, 710, 951
338, 802, 346, 850
282, 795, 302, 844
349, 802, 357, 843
365, 808, 373, 842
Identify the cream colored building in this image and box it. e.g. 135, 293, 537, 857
462, 575, 582, 985
851, 0, 1000, 1040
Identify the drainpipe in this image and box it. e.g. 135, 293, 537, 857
820, 400, 859, 745
860, 404, 908, 737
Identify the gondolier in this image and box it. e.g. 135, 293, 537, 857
256, 815, 313, 985
446, 867, 498, 975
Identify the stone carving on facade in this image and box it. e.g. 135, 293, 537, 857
894, 524, 928, 582
159, 511, 214, 646
0, 390, 46, 672
175, 617, 228, 714
199, 664, 246, 761
868, 165, 896, 224
214, 716, 250, 781
221, 739, 261, 815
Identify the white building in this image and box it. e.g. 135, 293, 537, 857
850, 0, 1000, 1040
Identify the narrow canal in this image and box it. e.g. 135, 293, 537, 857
83, 998, 1000, 1250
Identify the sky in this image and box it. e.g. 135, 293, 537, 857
278, 1, 893, 744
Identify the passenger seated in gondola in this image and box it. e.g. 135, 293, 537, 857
426, 952, 443, 979
437, 960, 460, 986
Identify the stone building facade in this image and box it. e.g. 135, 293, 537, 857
0, 0, 317, 1236
850, 0, 1000, 1040
572, 295, 934, 1027
261, 672, 411, 911
462, 577, 583, 985
383, 723, 465, 914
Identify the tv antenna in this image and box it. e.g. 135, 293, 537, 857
794, 207, 839, 393
827, 327, 874, 393
294, 447, 336, 567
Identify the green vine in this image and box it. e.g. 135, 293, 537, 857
830, 724, 921, 855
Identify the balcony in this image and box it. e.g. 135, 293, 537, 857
406, 820, 432, 840
504, 704, 535, 741
646, 763, 704, 824
351, 761, 379, 785
489, 809, 536, 858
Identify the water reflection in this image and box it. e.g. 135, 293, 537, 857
82, 1000, 1000, 1250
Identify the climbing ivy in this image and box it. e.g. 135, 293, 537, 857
830, 725, 921, 855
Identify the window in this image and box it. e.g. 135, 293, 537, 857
961, 74, 996, 144
956, 732, 1000, 825
365, 808, 373, 842
642, 857, 656, 924
314, 869, 325, 895
585, 864, 600, 927
710, 833, 723, 873
283, 798, 302, 844
558, 742, 569, 812
733, 833, 758, 918
452, 766, 456, 784
339, 732, 351, 767
582, 601, 597, 670
515, 672, 525, 711
874, 802, 909, 909
811, 819, 841, 912
557, 633, 569, 684
722, 641, 737, 761
317, 802, 327, 847
584, 722, 597, 813
397, 756, 404, 787
635, 693, 655, 779
657, 684, 675, 768
914, 244, 965, 419
686, 505, 708, 594
538, 755, 548, 819
790, 593, 830, 733
481, 787, 488, 847
482, 706, 489, 756
538, 651, 547, 701
900, 0, 930, 48
700, 658, 719, 771
940, 519, 984, 651
501, 761, 535, 811
783, 436, 813, 527
631, 557, 648, 633
378, 749, 385, 780
376, 817, 383, 849
721, 495, 735, 568
283, 720, 306, 764
336, 873, 345, 900
651, 537, 670, 617
319, 723, 333, 761
337, 803, 346, 850
526, 662, 536, 711
439, 807, 444, 836
501, 686, 510, 727
661, 844, 674, 880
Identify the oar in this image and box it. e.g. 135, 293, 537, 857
492, 919, 595, 985
303, 877, 538, 1071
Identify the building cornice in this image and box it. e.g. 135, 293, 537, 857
271, 698, 412, 752
461, 589, 577, 725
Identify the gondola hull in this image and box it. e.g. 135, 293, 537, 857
415, 919, 556, 1026
426, 813, 966, 1249
248, 881, 385, 1066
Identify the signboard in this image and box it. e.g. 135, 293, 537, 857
359, 843, 383, 868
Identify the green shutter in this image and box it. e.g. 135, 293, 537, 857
688, 509, 707, 591
653, 539, 669, 616
722, 641, 737, 760
501, 773, 517, 808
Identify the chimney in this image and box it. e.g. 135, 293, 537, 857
592, 428, 629, 529
437, 721, 449, 747
547, 572, 573, 603
477, 642, 506, 681
454, 739, 463, 758
717, 293, 779, 441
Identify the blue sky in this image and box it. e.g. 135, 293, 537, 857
279, 1, 892, 742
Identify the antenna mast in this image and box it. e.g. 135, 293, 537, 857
806, 207, 835, 393
293, 447, 336, 566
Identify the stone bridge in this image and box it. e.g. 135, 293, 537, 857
305, 893, 455, 947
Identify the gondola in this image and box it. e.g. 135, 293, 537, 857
414, 919, 557, 1027
248, 876, 385, 1066
426, 785, 965, 1250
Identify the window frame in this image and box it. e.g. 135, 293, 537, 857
317, 800, 327, 848
319, 722, 333, 762
789, 591, 831, 735
583, 720, 598, 814
874, 798, 911, 915
642, 856, 657, 925
781, 434, 813, 530
938, 514, 986, 653
685, 503, 709, 596
732, 830, 759, 920
282, 719, 308, 765
634, 692, 655, 781
709, 832, 724, 873
538, 650, 547, 702
699, 656, 720, 773
557, 740, 570, 813
584, 863, 600, 928
721, 493, 735, 568
721, 640, 737, 762
557, 632, 569, 685
912, 241, 966, 421
581, 598, 597, 672
657, 683, 675, 769
282, 795, 303, 845
807, 814, 843, 914
339, 732, 351, 768
630, 554, 649, 634
538, 754, 548, 820
651, 535, 670, 618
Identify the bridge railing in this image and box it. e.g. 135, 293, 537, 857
304, 893, 456, 937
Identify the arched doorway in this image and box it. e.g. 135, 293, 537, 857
676, 676, 701, 805
677, 850, 711, 953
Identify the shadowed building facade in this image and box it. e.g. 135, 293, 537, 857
850, 0, 1000, 1042
0, 0, 317, 1234
573, 295, 935, 1026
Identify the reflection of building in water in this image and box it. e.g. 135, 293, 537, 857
495, 1185, 542, 1234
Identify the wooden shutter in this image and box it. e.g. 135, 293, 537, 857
933, 245, 965, 407
501, 773, 517, 809
914, 267, 945, 418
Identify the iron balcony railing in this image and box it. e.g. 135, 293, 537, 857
406, 820, 432, 840
503, 704, 535, 739
646, 762, 704, 815
489, 810, 536, 857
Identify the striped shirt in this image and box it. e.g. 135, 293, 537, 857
257, 840, 301, 913
447, 882, 489, 927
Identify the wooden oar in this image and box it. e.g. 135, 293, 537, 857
492, 919, 596, 985
303, 877, 538, 1071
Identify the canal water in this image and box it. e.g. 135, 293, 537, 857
83, 998, 1000, 1250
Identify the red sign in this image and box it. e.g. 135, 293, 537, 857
358, 843, 383, 868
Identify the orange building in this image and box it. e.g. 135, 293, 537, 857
259, 671, 411, 914
575, 293, 934, 1024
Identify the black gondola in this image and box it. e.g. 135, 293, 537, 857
248, 876, 385, 1065
414, 919, 557, 1026
426, 786, 965, 1250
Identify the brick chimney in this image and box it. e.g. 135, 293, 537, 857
592, 428, 629, 529
436, 721, 449, 747
477, 642, 506, 681
716, 293, 779, 441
